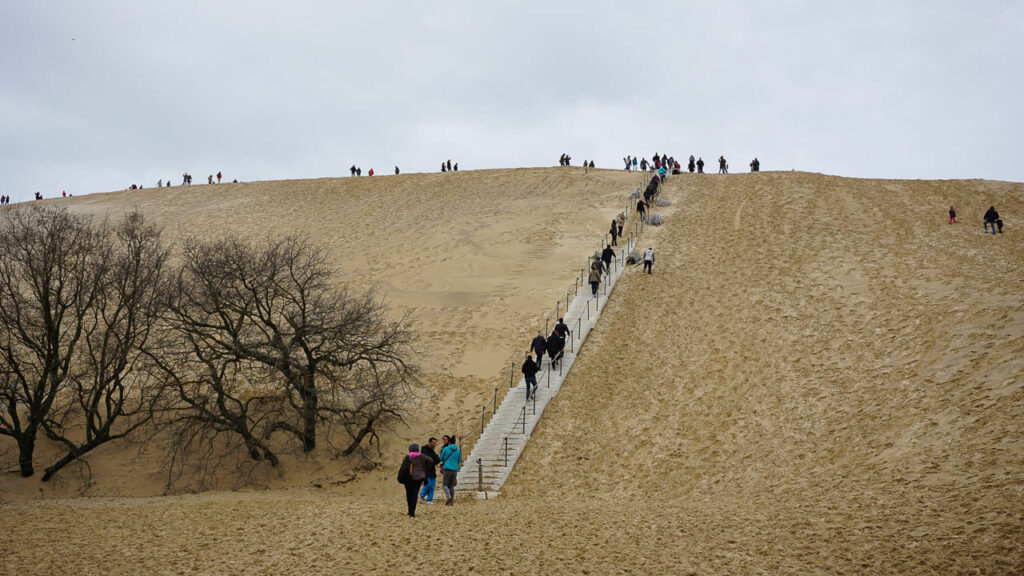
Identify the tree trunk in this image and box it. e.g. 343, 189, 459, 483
17, 433, 36, 477
41, 436, 107, 481
301, 392, 317, 452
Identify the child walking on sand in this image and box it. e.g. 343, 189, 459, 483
949, 206, 957, 224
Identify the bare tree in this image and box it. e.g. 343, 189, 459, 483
40, 212, 172, 481
0, 206, 107, 477
156, 234, 418, 468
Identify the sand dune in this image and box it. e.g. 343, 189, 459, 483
1, 169, 1022, 575
1, 167, 642, 497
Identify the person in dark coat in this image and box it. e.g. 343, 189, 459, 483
398, 443, 434, 518
610, 220, 618, 246
522, 353, 540, 399
418, 438, 440, 504
696, 158, 704, 173
601, 244, 615, 273
531, 332, 547, 366
984, 206, 1000, 235
688, 155, 695, 173
545, 330, 564, 370
554, 317, 570, 340
637, 199, 647, 220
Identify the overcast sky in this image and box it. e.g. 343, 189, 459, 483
2, 1, 1021, 202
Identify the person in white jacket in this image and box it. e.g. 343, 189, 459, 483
642, 247, 655, 275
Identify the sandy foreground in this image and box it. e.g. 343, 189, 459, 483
2, 169, 1023, 574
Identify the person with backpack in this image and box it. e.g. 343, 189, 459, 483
397, 443, 433, 517
438, 436, 461, 506
522, 353, 540, 399
418, 437, 440, 504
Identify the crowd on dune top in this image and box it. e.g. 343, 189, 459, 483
6, 157, 1008, 239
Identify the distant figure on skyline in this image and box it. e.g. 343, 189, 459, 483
350, 165, 357, 176
208, 175, 213, 185
368, 168, 374, 176
356, 167, 361, 176
696, 158, 704, 173
718, 156, 727, 174
157, 179, 162, 187
688, 155, 695, 173
35, 191, 43, 200
453, 163, 458, 171
441, 162, 447, 172
395, 166, 400, 175
589, 160, 594, 168
632, 157, 637, 171
750, 157, 760, 172
447, 159, 452, 171
640, 158, 648, 171
217, 171, 222, 183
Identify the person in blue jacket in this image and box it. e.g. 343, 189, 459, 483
439, 435, 462, 506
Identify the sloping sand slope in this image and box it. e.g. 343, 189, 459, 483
1, 170, 1022, 574
0, 168, 642, 497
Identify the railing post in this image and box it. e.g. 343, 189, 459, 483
504, 437, 509, 467
510, 362, 514, 388
521, 407, 526, 434
493, 387, 498, 414
477, 458, 483, 492
480, 405, 485, 434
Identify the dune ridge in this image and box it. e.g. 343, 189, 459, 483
1, 169, 1022, 575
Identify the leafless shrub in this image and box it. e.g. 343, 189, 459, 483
655, 198, 671, 207
648, 214, 664, 226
